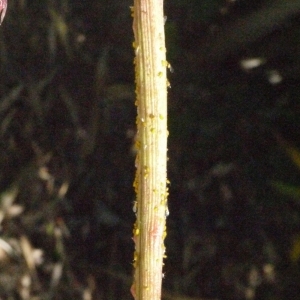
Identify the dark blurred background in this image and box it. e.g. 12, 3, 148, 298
0, 0, 300, 299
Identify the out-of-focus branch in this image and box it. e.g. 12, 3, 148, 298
197, 0, 300, 65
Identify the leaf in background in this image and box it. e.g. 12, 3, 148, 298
48, 8, 72, 58
276, 135, 300, 170
285, 144, 300, 170
174, 0, 223, 22
290, 235, 300, 263
270, 180, 300, 201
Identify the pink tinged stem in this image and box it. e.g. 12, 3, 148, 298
0, 0, 7, 25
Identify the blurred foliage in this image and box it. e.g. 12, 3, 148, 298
0, 0, 300, 299
271, 142, 300, 264
171, 0, 225, 22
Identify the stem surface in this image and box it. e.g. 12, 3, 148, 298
131, 0, 168, 299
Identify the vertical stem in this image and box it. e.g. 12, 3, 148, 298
131, 0, 168, 299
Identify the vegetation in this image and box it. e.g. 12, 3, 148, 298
131, 0, 168, 299
0, 0, 299, 299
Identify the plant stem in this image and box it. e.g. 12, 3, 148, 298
131, 0, 169, 299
